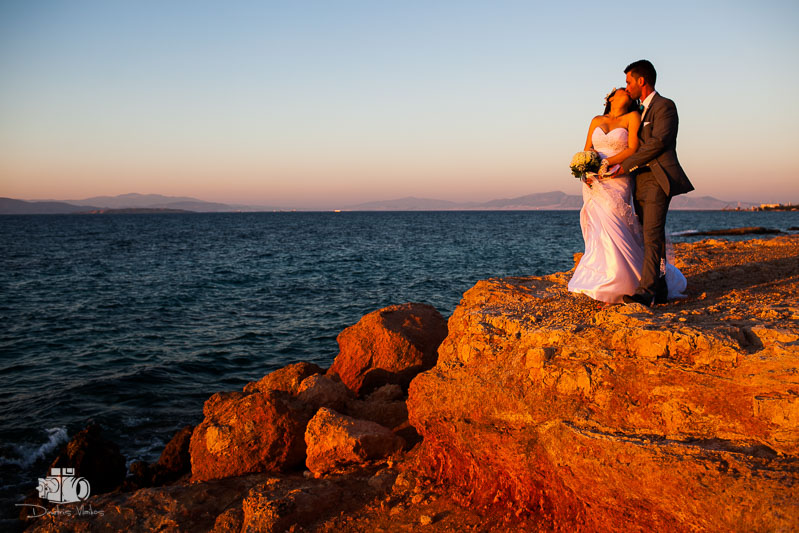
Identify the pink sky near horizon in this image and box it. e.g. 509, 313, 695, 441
3, 130, 791, 208
2, 1, 798, 209
3, 160, 793, 210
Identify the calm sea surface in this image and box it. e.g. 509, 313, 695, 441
1, 210, 797, 512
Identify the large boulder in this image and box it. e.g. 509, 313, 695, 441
239, 479, 342, 533
151, 425, 193, 485
346, 385, 410, 433
190, 390, 309, 482
189, 346, 414, 484
296, 373, 354, 413
408, 236, 799, 531
49, 423, 126, 495
244, 361, 325, 395
305, 408, 405, 477
23, 466, 398, 533
328, 303, 447, 396
23, 473, 265, 533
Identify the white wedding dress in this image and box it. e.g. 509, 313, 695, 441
568, 127, 686, 304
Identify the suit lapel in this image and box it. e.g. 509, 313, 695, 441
642, 93, 660, 120
639, 93, 659, 139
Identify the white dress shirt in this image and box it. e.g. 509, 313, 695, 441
640, 91, 657, 119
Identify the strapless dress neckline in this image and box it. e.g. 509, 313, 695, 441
591, 127, 628, 159
593, 126, 626, 136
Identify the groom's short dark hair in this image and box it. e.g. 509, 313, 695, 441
625, 60, 657, 88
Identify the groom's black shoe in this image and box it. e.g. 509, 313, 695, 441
622, 293, 654, 307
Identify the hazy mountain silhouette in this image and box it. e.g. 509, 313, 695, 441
348, 192, 756, 211
345, 196, 470, 210
475, 191, 583, 210
68, 193, 235, 212
1, 192, 759, 215
0, 197, 100, 214
669, 195, 755, 210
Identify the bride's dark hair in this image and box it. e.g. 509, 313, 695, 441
603, 88, 639, 115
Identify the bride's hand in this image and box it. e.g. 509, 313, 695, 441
606, 164, 622, 178
599, 163, 621, 179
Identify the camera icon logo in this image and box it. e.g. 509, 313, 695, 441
37, 468, 91, 504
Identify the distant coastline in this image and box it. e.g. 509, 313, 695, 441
76, 208, 193, 215
0, 192, 783, 215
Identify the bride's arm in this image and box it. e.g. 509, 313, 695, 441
583, 116, 602, 151
604, 112, 641, 166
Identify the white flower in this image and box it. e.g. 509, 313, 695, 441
569, 151, 601, 177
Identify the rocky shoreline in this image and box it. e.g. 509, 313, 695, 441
19, 235, 799, 532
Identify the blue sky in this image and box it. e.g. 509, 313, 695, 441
1, 1, 798, 208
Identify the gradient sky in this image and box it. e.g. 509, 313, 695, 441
1, 1, 798, 209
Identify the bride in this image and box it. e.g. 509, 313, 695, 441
568, 88, 686, 304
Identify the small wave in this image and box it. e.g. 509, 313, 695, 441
669, 229, 699, 236
122, 415, 152, 427
224, 331, 260, 342
125, 437, 168, 465
0, 427, 68, 468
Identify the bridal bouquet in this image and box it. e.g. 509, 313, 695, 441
569, 151, 601, 179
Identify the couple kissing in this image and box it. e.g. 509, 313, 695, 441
568, 59, 695, 307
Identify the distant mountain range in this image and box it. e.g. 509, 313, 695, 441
0, 194, 275, 215
65, 193, 238, 212
0, 192, 758, 215
347, 192, 585, 211
345, 192, 754, 211
0, 198, 98, 215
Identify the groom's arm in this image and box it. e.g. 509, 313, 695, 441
621, 98, 679, 174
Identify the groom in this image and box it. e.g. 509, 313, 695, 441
618, 60, 694, 306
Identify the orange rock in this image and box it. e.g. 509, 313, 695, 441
365, 383, 405, 403
22, 464, 400, 533
24, 473, 265, 533
189, 352, 413, 485
408, 236, 799, 531
190, 390, 309, 482
151, 425, 193, 485
305, 408, 404, 476
296, 373, 354, 412
346, 396, 409, 433
328, 303, 447, 396
239, 478, 345, 532
345, 384, 415, 445
243, 361, 325, 395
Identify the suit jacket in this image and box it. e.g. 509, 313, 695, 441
621, 93, 694, 197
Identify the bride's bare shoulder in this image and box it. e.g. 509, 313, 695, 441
589, 115, 606, 128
